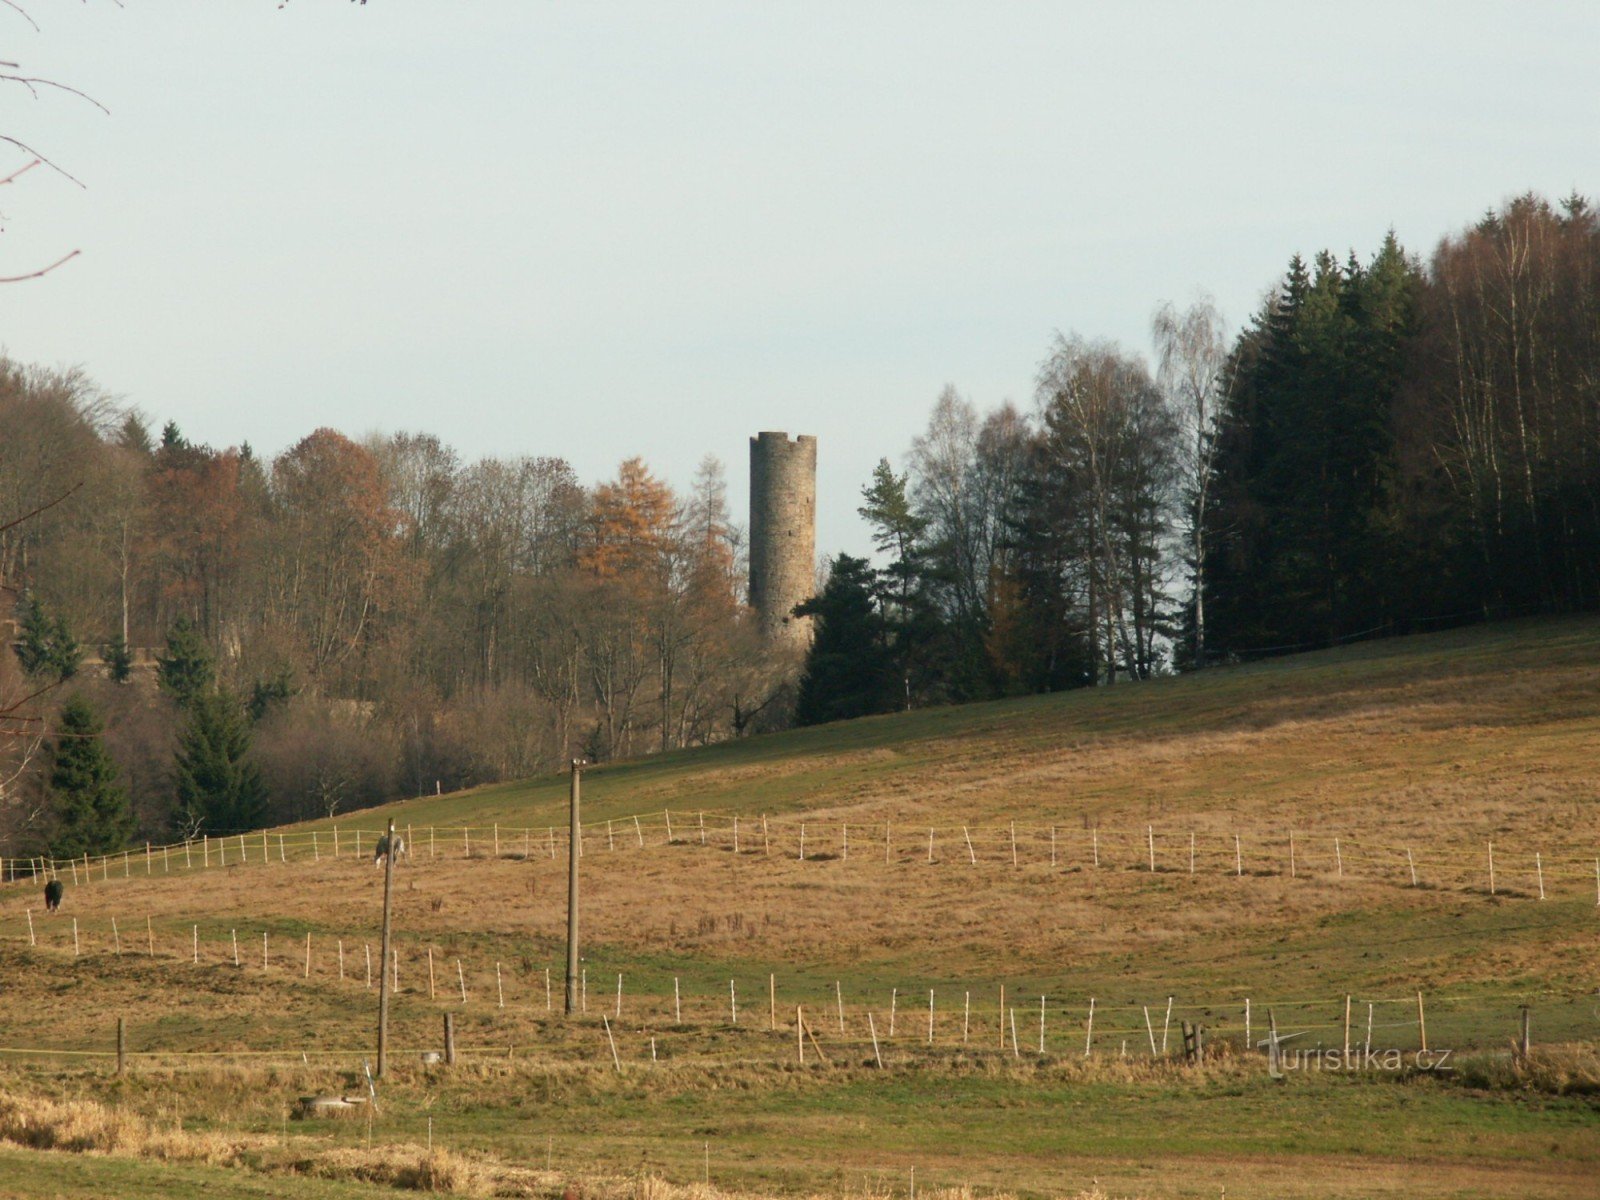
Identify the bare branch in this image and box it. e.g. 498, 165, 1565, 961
0, 134, 84, 188
0, 482, 83, 535
0, 2, 40, 33
0, 72, 110, 115
0, 247, 80, 282
0, 157, 40, 185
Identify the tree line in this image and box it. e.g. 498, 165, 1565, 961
794, 192, 1600, 722
0, 399, 784, 855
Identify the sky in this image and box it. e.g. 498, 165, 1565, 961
1, 2, 1596, 558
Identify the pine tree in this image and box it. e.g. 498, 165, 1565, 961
15, 596, 83, 682
47, 695, 134, 858
15, 596, 53, 677
156, 616, 213, 708
793, 555, 896, 725
103, 633, 134, 683
172, 689, 268, 837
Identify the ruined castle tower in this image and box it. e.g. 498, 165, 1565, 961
748, 432, 817, 647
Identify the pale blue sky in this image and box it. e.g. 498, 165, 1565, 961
2, 2, 1595, 557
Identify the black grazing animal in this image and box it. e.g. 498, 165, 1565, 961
44, 879, 64, 912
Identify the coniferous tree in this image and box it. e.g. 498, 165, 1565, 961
15, 596, 82, 682
793, 555, 896, 725
47, 695, 134, 858
103, 633, 134, 683
156, 616, 213, 708
172, 689, 268, 836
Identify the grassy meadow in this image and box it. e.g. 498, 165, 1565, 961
2, 616, 1599, 1198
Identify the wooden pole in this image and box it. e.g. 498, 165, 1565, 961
1488, 840, 1495, 895
729, 979, 737, 1025
997, 984, 1004, 1048
634, 815, 643, 848
1092, 826, 1099, 868
929, 989, 935, 1044
837, 980, 846, 1034
614, 972, 621, 1018
674, 976, 681, 1023
603, 1015, 621, 1072
1335, 837, 1343, 878
458, 959, 467, 1004
1407, 847, 1417, 887
927, 828, 933, 863
1416, 991, 1427, 1053
444, 1012, 456, 1065
112, 916, 121, 956
376, 818, 398, 1078
797, 1006, 804, 1065
1536, 852, 1545, 900
1519, 1006, 1530, 1059
1038, 994, 1045, 1054
868, 1012, 883, 1068
565, 760, 582, 1015
1342, 995, 1351, 1060
1084, 997, 1095, 1056
338, 939, 345, 981
1009, 1007, 1020, 1058
1235, 834, 1242, 877
26, 908, 33, 947
1148, 825, 1155, 871
1161, 996, 1172, 1054
1143, 1006, 1158, 1056
962, 826, 976, 864
428, 948, 436, 999
769, 973, 776, 1030
304, 932, 311, 978
963, 990, 970, 1044
889, 987, 897, 1037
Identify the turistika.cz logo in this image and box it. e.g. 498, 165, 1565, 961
1261, 1032, 1453, 1079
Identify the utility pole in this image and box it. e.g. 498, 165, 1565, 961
564, 759, 583, 1015
375, 818, 397, 1077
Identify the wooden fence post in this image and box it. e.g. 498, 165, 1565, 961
444, 1012, 456, 1065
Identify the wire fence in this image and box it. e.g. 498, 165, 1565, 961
2, 909, 1594, 1069
4, 812, 1599, 904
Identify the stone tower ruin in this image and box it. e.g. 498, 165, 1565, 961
748, 432, 817, 647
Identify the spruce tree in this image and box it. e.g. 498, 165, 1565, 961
793, 554, 896, 725
172, 689, 268, 836
47, 695, 133, 858
156, 616, 213, 708
103, 633, 134, 683
15, 596, 82, 682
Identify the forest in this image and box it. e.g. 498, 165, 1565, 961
3, 191, 1597, 855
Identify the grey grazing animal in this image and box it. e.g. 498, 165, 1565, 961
44, 879, 64, 912
373, 833, 406, 868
